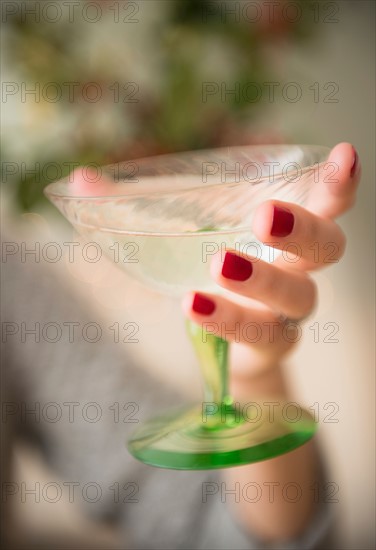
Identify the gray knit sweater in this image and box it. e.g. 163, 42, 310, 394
1, 242, 331, 550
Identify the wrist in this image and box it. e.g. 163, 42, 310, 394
229, 361, 289, 402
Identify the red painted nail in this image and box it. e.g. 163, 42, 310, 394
192, 293, 216, 315
271, 206, 294, 237
350, 146, 359, 178
222, 251, 253, 281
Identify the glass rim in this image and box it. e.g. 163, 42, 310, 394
44, 143, 331, 202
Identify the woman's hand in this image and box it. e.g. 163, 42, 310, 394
182, 142, 360, 384
183, 144, 360, 542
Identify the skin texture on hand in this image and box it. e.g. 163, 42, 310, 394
182, 142, 361, 542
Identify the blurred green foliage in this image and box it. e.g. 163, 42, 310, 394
1, 0, 315, 211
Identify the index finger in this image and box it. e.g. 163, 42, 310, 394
306, 142, 361, 219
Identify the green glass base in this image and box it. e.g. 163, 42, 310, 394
127, 404, 316, 470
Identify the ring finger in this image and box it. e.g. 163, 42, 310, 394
182, 292, 301, 352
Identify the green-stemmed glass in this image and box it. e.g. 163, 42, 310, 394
45, 144, 329, 469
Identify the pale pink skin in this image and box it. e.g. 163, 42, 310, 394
69, 167, 115, 196
182, 142, 360, 376
70, 144, 361, 540
71, 143, 361, 370
182, 142, 361, 542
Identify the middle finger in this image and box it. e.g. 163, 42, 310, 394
211, 251, 316, 320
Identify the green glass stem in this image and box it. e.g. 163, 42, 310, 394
128, 319, 317, 468
186, 319, 236, 428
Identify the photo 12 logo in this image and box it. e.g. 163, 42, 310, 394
201, 480, 339, 504
201, 160, 339, 185
201, 2, 340, 25
1, 81, 140, 104
201, 81, 339, 105
2, 480, 139, 504
1, 2, 140, 24
1, 240, 140, 265
2, 400, 140, 424
201, 400, 340, 424
1, 320, 140, 344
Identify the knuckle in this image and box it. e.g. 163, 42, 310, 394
301, 276, 317, 317
307, 215, 321, 243
336, 227, 347, 260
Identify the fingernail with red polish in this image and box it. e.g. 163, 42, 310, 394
222, 251, 253, 281
350, 146, 359, 178
192, 293, 216, 315
271, 206, 294, 237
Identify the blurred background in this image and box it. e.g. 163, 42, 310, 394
1, 1, 375, 549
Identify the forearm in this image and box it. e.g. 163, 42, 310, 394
224, 363, 321, 543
